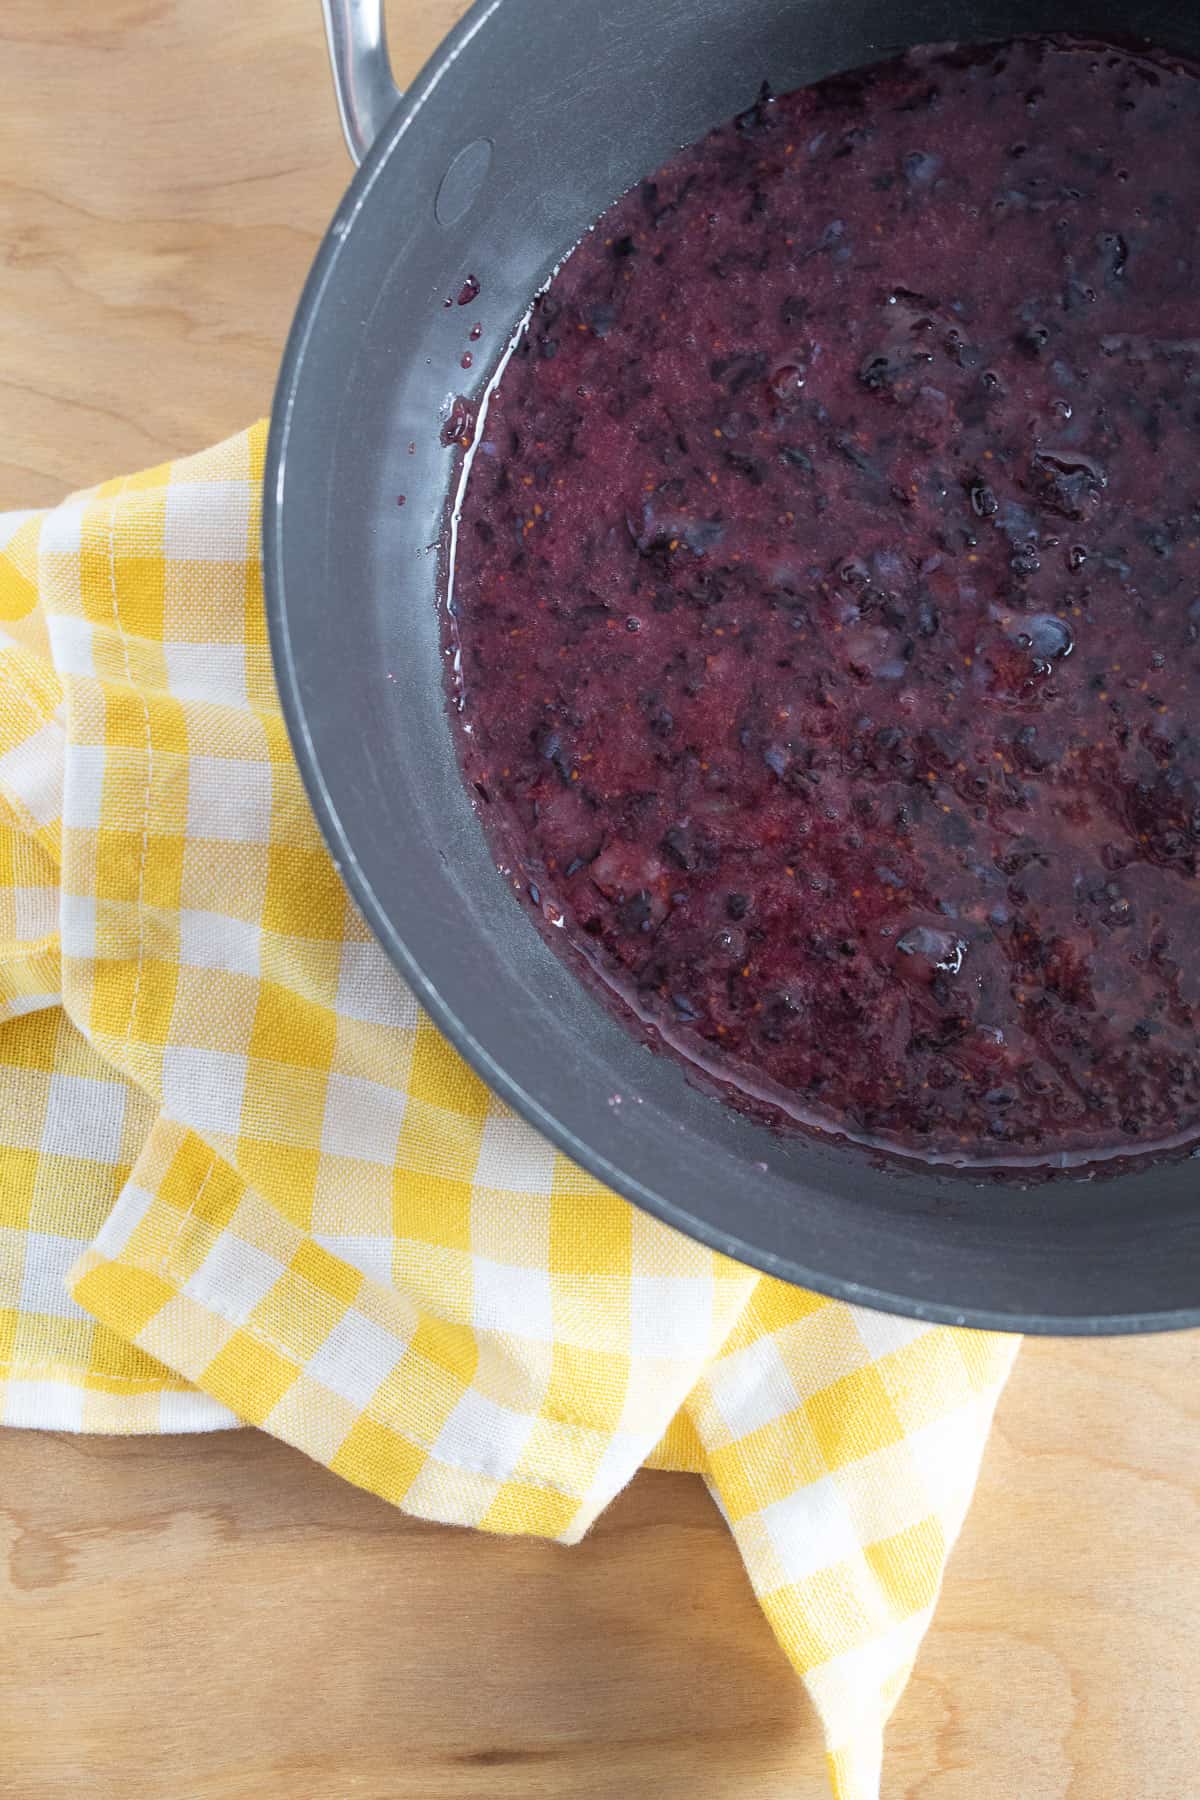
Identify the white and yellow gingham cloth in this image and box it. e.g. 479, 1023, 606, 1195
0, 423, 1017, 1799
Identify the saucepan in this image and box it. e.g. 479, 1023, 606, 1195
264, 0, 1200, 1333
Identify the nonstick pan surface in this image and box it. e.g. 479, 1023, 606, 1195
266, 0, 1200, 1332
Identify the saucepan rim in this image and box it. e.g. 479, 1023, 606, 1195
265, 0, 1200, 1335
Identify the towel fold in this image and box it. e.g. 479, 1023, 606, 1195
0, 425, 1017, 1799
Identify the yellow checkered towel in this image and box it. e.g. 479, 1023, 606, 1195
0, 423, 1017, 1800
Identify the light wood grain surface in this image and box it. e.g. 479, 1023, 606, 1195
1, 6, 1198, 1797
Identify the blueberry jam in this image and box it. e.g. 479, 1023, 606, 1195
450, 35, 1200, 1168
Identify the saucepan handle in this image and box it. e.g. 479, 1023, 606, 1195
322, 0, 403, 165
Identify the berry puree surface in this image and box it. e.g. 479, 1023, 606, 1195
451, 35, 1200, 1166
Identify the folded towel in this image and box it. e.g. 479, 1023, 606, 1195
0, 424, 1018, 1800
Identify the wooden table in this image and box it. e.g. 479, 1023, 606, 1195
1, 6, 1197, 1795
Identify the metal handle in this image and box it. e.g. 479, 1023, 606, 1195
322, 0, 403, 165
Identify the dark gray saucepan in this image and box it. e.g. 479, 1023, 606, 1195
265, 0, 1200, 1334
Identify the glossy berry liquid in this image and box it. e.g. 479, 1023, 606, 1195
451, 35, 1200, 1167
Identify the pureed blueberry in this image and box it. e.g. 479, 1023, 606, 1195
450, 35, 1200, 1168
